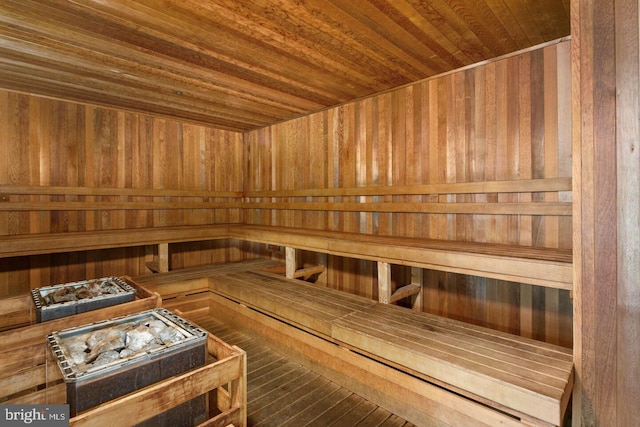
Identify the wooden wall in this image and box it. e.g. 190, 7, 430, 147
0, 40, 574, 348
0, 91, 244, 296
572, 0, 640, 424
244, 40, 573, 347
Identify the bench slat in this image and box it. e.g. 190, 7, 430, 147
333, 311, 569, 391
209, 271, 376, 337
332, 317, 566, 425
359, 303, 573, 364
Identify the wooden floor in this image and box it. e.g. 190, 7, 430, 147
190, 313, 415, 427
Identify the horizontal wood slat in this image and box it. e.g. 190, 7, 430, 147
1, 177, 569, 215
1, 199, 568, 215
0, 294, 33, 331
0, 201, 243, 211
0, 185, 242, 198
244, 201, 571, 216
245, 178, 572, 198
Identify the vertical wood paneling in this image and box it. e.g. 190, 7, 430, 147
0, 91, 244, 296
245, 40, 572, 346
615, 0, 640, 424
572, 0, 640, 424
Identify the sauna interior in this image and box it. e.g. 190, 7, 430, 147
0, 1, 637, 426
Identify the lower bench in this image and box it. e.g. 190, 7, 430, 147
209, 269, 573, 426
138, 261, 573, 426
332, 303, 573, 426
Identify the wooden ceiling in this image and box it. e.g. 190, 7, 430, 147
0, 0, 570, 131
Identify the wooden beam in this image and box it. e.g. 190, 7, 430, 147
316, 253, 328, 285
244, 178, 572, 198
292, 265, 325, 280
285, 247, 296, 279
378, 261, 391, 304
158, 243, 169, 273
411, 267, 424, 311
243, 201, 572, 216
0, 185, 242, 198
389, 283, 421, 304
0, 201, 243, 211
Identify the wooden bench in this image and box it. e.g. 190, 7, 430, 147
333, 303, 573, 426
1, 177, 572, 291
0, 224, 234, 258
230, 225, 573, 290
0, 221, 572, 296
137, 261, 573, 426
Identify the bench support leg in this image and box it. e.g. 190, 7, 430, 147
378, 261, 391, 304
285, 247, 296, 279
158, 243, 169, 273
411, 267, 423, 311
317, 253, 328, 285
145, 243, 170, 273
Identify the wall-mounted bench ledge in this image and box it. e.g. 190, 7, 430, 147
0, 224, 573, 290
0, 223, 573, 290
230, 225, 573, 290
0, 224, 234, 258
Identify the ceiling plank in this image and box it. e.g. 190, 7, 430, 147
0, 0, 571, 130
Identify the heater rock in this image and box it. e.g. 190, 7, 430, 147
126, 324, 157, 352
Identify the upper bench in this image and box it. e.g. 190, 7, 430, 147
0, 223, 572, 290
0, 177, 572, 290
230, 225, 572, 289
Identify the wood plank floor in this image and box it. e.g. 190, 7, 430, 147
190, 313, 415, 427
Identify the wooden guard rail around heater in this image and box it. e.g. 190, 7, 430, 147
0, 275, 246, 427
0, 277, 161, 334
134, 260, 574, 427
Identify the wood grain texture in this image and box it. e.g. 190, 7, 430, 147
572, 0, 640, 425
244, 41, 573, 347
614, 2, 640, 426
244, 41, 571, 243
156, 261, 571, 425
0, 91, 244, 295
0, 0, 570, 131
